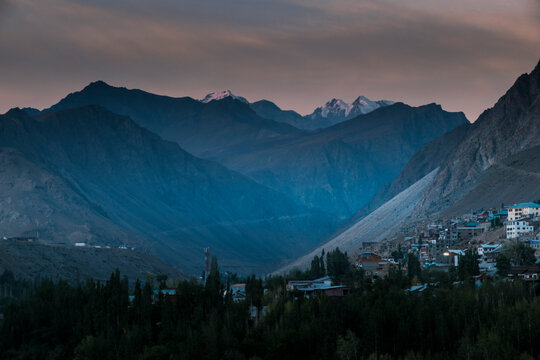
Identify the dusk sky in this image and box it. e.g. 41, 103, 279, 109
1, 0, 539, 121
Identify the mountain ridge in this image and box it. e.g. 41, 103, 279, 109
0, 105, 338, 274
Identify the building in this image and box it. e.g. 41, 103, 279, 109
507, 203, 540, 221
442, 249, 465, 267
297, 284, 350, 297
355, 253, 395, 278
457, 222, 485, 241
507, 265, 540, 281
506, 218, 535, 239
477, 243, 501, 264
528, 233, 540, 249
287, 276, 332, 291
229, 283, 247, 302
287, 276, 349, 297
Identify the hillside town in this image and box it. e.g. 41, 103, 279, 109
354, 201, 540, 281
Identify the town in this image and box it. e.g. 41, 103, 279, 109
353, 201, 540, 285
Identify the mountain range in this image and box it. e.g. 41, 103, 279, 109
249, 96, 394, 130
279, 59, 540, 272
0, 106, 336, 274
46, 83, 467, 219
15, 67, 534, 276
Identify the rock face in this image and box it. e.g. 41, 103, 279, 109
0, 106, 337, 274
324, 59, 540, 262
46, 84, 467, 219
417, 59, 540, 213
280, 59, 540, 272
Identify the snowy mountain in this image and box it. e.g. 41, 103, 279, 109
201, 90, 248, 104
305, 96, 395, 128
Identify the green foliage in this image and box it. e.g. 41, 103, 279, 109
496, 253, 512, 277
336, 330, 360, 360
503, 241, 536, 266
458, 250, 480, 281
326, 247, 349, 280
407, 253, 421, 281
4, 262, 540, 359
246, 275, 263, 309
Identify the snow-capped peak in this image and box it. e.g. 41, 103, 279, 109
200, 90, 248, 104
321, 98, 353, 117
310, 96, 395, 120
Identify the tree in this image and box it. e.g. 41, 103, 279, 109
326, 248, 350, 279
205, 256, 222, 306
336, 330, 360, 360
503, 241, 536, 266
458, 250, 480, 281
310, 255, 323, 279
246, 275, 263, 309
496, 254, 512, 277
407, 253, 421, 281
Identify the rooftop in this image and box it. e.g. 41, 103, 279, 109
508, 202, 540, 209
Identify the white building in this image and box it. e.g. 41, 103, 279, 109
506, 218, 535, 239
507, 203, 540, 221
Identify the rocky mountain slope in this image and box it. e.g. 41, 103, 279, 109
216, 103, 468, 219
365, 59, 540, 219
293, 59, 540, 270
277, 169, 438, 273
0, 106, 336, 274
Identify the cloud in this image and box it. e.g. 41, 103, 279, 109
0, 0, 539, 120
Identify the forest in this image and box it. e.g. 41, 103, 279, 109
1, 249, 540, 360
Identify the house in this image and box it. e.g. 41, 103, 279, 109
477, 243, 502, 262
507, 265, 540, 281
151, 289, 177, 303
287, 276, 332, 291
506, 218, 536, 239
229, 283, 247, 302
495, 210, 508, 220
442, 249, 465, 267
355, 253, 395, 278
457, 222, 485, 241
297, 284, 350, 297
507, 203, 540, 221
287, 276, 349, 297
408, 284, 428, 294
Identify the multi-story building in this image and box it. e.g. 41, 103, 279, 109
507, 203, 540, 221
506, 218, 535, 239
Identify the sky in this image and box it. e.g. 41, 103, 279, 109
0, 0, 539, 121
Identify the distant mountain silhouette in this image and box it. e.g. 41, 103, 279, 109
250, 96, 394, 130
48, 82, 299, 158
47, 83, 467, 219
212, 102, 468, 219
0, 106, 337, 274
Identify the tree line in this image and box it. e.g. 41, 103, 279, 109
1, 248, 540, 359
